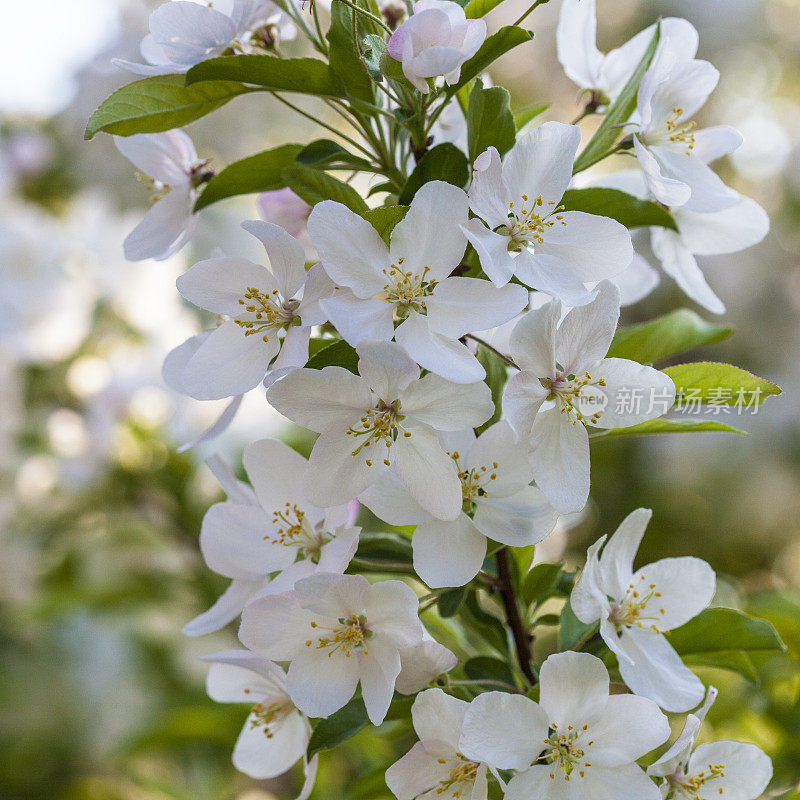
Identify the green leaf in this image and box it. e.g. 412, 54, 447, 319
447, 26, 534, 95
596, 419, 747, 437
355, 532, 413, 563
682, 650, 759, 683
467, 80, 516, 162
296, 139, 374, 171
522, 563, 563, 606
438, 586, 469, 618
514, 103, 550, 131
607, 309, 733, 364
572, 24, 660, 174
464, 656, 517, 688
560, 188, 677, 231
669, 608, 786, 656
307, 696, 369, 758
282, 165, 370, 213
186, 55, 346, 97
398, 143, 470, 204
362, 34, 387, 82
463, 590, 509, 654
359, 205, 409, 245
475, 344, 508, 434
193, 143, 302, 211
464, 0, 506, 17
305, 339, 360, 373
85, 74, 254, 139
558, 599, 597, 651
327, 1, 376, 102
664, 362, 781, 406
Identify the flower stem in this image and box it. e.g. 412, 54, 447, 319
335, 0, 392, 34
512, 0, 551, 27
465, 334, 520, 370
494, 547, 537, 685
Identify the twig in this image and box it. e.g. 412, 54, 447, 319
465, 334, 520, 370
513, 0, 550, 27
495, 547, 537, 685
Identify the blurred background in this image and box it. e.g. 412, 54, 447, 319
0, 1, 798, 798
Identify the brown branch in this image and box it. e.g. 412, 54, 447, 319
494, 547, 536, 685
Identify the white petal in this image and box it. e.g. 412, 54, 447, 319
675, 195, 769, 256
206, 660, 285, 704
412, 688, 468, 750
114, 130, 195, 183
653, 147, 739, 214
556, 0, 603, 90
426, 278, 529, 339
633, 136, 692, 208
596, 507, 651, 599
689, 741, 772, 800
386, 741, 454, 800
359, 634, 402, 724
400, 373, 493, 430
390, 181, 469, 280
610, 252, 660, 306
508, 301, 559, 375
395, 313, 486, 384
232, 709, 309, 779
460, 692, 549, 771
588, 694, 670, 764
320, 294, 395, 347
317, 529, 360, 574
468, 146, 512, 230
357, 340, 421, 399
287, 644, 360, 718
162, 331, 210, 396
266, 366, 372, 433
413, 514, 486, 587
593, 357, 676, 428
691, 125, 743, 163
181, 319, 277, 400
123, 186, 195, 261
359, 470, 432, 526
363, 579, 424, 647
396, 639, 458, 695
308, 200, 390, 296
473, 487, 558, 548
394, 423, 463, 521
501, 370, 548, 441
575, 763, 663, 800
177, 394, 243, 453
505, 766, 564, 800
183, 577, 261, 636
513, 250, 598, 306
529, 407, 591, 514
238, 591, 313, 661
460, 219, 516, 287
614, 626, 705, 712
539, 651, 610, 728
466, 420, 533, 496
176, 256, 276, 316
270, 325, 311, 374
295, 572, 369, 618
149, 1, 235, 65
570, 535, 610, 624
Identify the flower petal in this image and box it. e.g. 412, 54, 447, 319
473, 486, 558, 548
241, 219, 307, 298
689, 741, 772, 800
539, 651, 610, 728
123, 185, 195, 261
400, 373, 493, 431
287, 644, 361, 718
320, 294, 395, 347
183, 577, 262, 636
412, 688, 468, 750
232, 709, 309, 779
413, 514, 487, 587
593, 358, 676, 429
587, 694, 670, 764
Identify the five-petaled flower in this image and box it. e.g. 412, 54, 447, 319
458, 651, 670, 800
462, 122, 634, 305
360, 421, 558, 587
266, 340, 494, 520
309, 180, 529, 383
502, 282, 675, 513
386, 0, 486, 93
239, 572, 427, 724
571, 507, 716, 711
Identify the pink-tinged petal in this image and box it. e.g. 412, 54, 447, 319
360, 634, 402, 724
123, 185, 195, 262
426, 277, 529, 339
529, 407, 591, 514
287, 644, 360, 718
539, 651, 610, 728
176, 256, 276, 316
393, 423, 463, 521
390, 181, 469, 281
395, 313, 486, 384
241, 219, 307, 298
307, 200, 389, 296
413, 514, 486, 587
650, 228, 725, 314
320, 294, 394, 347
266, 366, 372, 433
183, 577, 261, 636
460, 692, 549, 771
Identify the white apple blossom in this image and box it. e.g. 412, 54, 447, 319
395, 636, 459, 695
462, 123, 633, 305
647, 687, 773, 800
205, 648, 317, 794
114, 0, 295, 76
632, 52, 742, 213
360, 421, 558, 588
571, 508, 716, 711
502, 282, 675, 513
183, 440, 359, 636
459, 651, 670, 800
266, 340, 494, 520
171, 220, 333, 400
114, 130, 207, 261
556, 0, 699, 105
600, 170, 769, 314
385, 689, 490, 800
386, 0, 486, 93
239, 572, 428, 724
309, 181, 528, 383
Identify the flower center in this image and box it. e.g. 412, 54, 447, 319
448, 450, 498, 515
247, 698, 293, 739
234, 286, 300, 342
307, 614, 372, 657
266, 502, 332, 562
655, 106, 697, 156
434, 755, 480, 797
546, 370, 607, 427
609, 572, 667, 633
378, 257, 437, 319
136, 171, 170, 203
501, 194, 567, 247
542, 723, 594, 781
669, 762, 726, 799
346, 399, 407, 467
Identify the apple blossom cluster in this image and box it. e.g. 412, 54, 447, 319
91, 0, 782, 797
